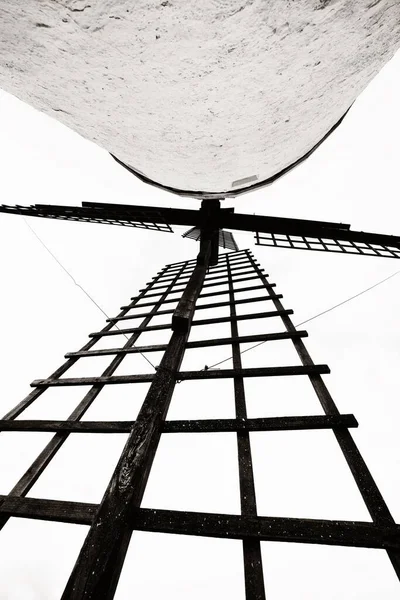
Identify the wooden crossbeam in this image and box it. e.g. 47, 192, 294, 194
134, 508, 400, 550
166, 250, 248, 267
90, 309, 294, 337
1, 496, 399, 551
137, 274, 261, 299
107, 294, 283, 322
145, 268, 262, 292
124, 284, 276, 308
0, 414, 357, 434
31, 364, 330, 387
0, 495, 96, 526
146, 262, 259, 287
65, 330, 308, 358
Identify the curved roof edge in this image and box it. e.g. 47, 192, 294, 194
111, 106, 351, 201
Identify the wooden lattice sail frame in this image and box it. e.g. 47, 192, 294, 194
0, 247, 399, 598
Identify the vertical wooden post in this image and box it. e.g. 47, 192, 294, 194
226, 255, 266, 600
61, 245, 211, 599
199, 199, 220, 265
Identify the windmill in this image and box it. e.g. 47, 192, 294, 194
0, 2, 400, 599
1, 185, 400, 599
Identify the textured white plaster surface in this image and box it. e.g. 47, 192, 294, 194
0, 0, 399, 195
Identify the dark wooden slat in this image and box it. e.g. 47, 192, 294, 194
1, 497, 398, 551
162, 258, 252, 279
225, 255, 265, 599
66, 343, 171, 358
32, 365, 329, 388
186, 330, 307, 349
0, 495, 96, 526
196, 282, 273, 299
0, 420, 135, 433
205, 260, 256, 275
147, 258, 251, 284
178, 365, 330, 380
90, 309, 294, 338
165, 414, 356, 433
166, 414, 357, 432
65, 330, 308, 358
109, 294, 283, 323
136, 274, 261, 299
31, 374, 155, 387
144, 268, 263, 292
146, 261, 258, 287
134, 509, 400, 550
166, 250, 248, 267
0, 414, 358, 434
2, 496, 398, 550
172, 240, 211, 333
108, 309, 176, 321
123, 283, 276, 309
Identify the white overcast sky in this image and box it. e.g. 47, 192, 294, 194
0, 50, 399, 600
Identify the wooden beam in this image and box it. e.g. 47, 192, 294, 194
123, 283, 276, 309
90, 309, 294, 338
0, 414, 358, 434
134, 508, 400, 550
0, 495, 96, 526
172, 240, 211, 333
136, 274, 261, 299
31, 364, 330, 387
108, 294, 283, 323
1, 497, 398, 551
65, 330, 307, 359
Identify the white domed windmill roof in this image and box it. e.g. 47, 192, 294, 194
0, 2, 400, 599
0, 0, 399, 197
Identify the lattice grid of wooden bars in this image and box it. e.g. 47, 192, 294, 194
0, 248, 399, 599
255, 231, 400, 258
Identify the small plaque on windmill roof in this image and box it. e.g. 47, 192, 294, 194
0, 1, 399, 197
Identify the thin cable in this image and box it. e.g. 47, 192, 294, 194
203, 267, 400, 370
23, 218, 156, 370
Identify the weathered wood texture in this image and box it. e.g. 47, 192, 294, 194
134, 508, 400, 550
172, 239, 211, 332
1, 497, 399, 551
121, 283, 276, 309
0, 414, 357, 434
226, 255, 265, 599
31, 364, 330, 388
110, 291, 282, 322
89, 309, 294, 337
66, 330, 307, 359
